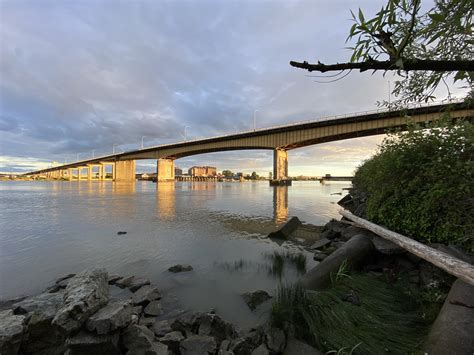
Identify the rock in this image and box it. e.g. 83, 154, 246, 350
340, 226, 366, 241
219, 339, 231, 352
309, 238, 331, 250
158, 331, 184, 353
251, 343, 270, 355
337, 194, 352, 207
56, 273, 76, 284
52, 269, 109, 334
283, 337, 321, 355
122, 324, 164, 353
153, 319, 172, 337
132, 306, 143, 315
0, 309, 26, 355
144, 300, 163, 316
321, 219, 347, 235
170, 311, 204, 334
168, 264, 193, 273
65, 330, 120, 355
424, 279, 474, 355
242, 290, 272, 311
313, 252, 327, 262
371, 236, 405, 255
86, 299, 132, 334
13, 292, 64, 353
132, 285, 161, 306
107, 275, 122, 285
139, 316, 156, 327
197, 313, 237, 343
264, 326, 286, 353
330, 240, 346, 249
115, 276, 135, 289
0, 296, 27, 312
320, 229, 339, 240
117, 231, 127, 235
180, 335, 217, 355
268, 216, 301, 240
128, 277, 151, 292
230, 337, 254, 355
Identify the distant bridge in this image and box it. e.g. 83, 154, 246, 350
26, 101, 473, 184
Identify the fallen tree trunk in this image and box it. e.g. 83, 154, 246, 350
340, 210, 474, 285
300, 234, 375, 291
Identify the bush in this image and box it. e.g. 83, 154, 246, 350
353, 120, 473, 251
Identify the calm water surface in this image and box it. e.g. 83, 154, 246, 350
0, 180, 350, 327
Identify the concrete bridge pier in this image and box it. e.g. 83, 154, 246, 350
156, 158, 175, 182
271, 149, 291, 186
115, 160, 136, 182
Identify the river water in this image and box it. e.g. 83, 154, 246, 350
0, 180, 350, 327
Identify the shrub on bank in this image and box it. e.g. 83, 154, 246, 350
352, 119, 473, 251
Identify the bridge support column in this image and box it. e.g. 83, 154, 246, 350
115, 160, 136, 182
271, 149, 291, 186
156, 159, 175, 182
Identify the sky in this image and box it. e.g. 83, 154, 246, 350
0, 0, 455, 176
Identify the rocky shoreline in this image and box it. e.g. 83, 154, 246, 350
0, 267, 320, 355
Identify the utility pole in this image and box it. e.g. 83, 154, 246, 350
254, 109, 259, 131
141, 136, 146, 149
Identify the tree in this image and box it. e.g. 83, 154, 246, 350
290, 0, 473, 106
251, 171, 259, 180
222, 170, 233, 178
352, 120, 473, 251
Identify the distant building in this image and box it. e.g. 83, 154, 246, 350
188, 166, 217, 177
174, 167, 183, 176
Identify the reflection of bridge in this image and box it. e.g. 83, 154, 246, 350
26, 102, 473, 184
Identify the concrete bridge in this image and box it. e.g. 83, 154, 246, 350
26, 101, 473, 183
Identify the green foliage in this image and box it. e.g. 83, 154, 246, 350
353, 120, 473, 251
347, 0, 473, 105
271, 274, 433, 354
221, 169, 233, 178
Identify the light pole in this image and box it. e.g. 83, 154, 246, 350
76, 153, 80, 162
141, 136, 146, 149
184, 126, 188, 141
92, 150, 95, 158
254, 109, 259, 131
113, 144, 117, 154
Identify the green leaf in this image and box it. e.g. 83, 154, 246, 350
358, 8, 365, 23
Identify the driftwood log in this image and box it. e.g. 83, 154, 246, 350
340, 210, 474, 285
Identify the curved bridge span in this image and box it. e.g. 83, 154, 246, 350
26, 102, 473, 183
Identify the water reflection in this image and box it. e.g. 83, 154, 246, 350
273, 186, 288, 224
156, 182, 176, 220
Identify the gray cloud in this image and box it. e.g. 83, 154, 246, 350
1, 0, 398, 174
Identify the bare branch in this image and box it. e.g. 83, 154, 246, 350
289, 59, 474, 73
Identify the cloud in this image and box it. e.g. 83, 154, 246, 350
0, 0, 406, 174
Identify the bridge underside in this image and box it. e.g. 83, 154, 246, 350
27, 104, 473, 183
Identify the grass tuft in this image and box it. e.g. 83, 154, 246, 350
271, 273, 437, 354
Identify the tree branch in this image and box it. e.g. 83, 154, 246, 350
289, 59, 474, 73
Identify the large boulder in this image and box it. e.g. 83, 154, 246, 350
170, 311, 205, 335
283, 337, 321, 355
65, 330, 120, 355
0, 309, 26, 355
424, 279, 474, 354
52, 269, 109, 334
13, 292, 65, 353
86, 299, 133, 335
